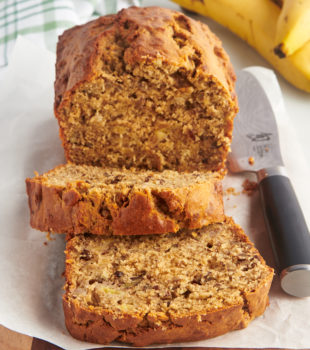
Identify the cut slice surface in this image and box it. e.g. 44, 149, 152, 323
55, 7, 238, 172
26, 163, 224, 235
63, 217, 274, 346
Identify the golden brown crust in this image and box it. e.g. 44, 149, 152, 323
25, 165, 224, 236
63, 218, 273, 346
63, 296, 247, 346
55, 7, 236, 111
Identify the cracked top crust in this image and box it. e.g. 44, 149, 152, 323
63, 217, 273, 346
55, 6, 236, 110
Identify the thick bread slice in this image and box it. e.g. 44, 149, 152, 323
63, 217, 274, 346
26, 163, 224, 236
55, 7, 237, 172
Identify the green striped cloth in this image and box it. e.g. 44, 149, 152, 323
0, 0, 141, 68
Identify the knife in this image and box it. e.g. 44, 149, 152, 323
228, 69, 310, 298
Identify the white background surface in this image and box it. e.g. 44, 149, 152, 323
0, 1, 310, 349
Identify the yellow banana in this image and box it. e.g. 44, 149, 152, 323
274, 0, 310, 58
171, 0, 310, 93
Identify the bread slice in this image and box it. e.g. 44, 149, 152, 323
26, 163, 224, 236
63, 217, 274, 346
55, 7, 237, 172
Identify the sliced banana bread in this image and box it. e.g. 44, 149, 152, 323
63, 217, 273, 346
26, 164, 224, 236
55, 6, 237, 172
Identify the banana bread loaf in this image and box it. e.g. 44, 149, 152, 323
55, 6, 237, 172
63, 217, 273, 346
26, 163, 224, 236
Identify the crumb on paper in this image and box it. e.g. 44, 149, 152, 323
46, 231, 56, 241
242, 179, 258, 196
44, 231, 56, 245
225, 187, 240, 196
233, 204, 237, 208
248, 156, 255, 165
265, 146, 269, 152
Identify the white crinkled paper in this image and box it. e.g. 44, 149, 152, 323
0, 36, 310, 349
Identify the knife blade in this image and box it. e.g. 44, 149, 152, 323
228, 69, 310, 298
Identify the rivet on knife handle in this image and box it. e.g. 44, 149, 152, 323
258, 167, 310, 298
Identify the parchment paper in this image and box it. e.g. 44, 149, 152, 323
0, 36, 309, 350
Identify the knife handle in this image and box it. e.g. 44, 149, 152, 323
258, 168, 310, 297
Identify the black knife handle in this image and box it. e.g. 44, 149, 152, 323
259, 174, 310, 271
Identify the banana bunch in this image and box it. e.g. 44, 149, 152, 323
171, 0, 310, 93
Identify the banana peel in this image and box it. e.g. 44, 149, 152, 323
274, 0, 310, 58
171, 0, 310, 93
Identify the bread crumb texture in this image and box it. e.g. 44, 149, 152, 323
55, 6, 237, 172
26, 163, 224, 235
242, 179, 258, 196
63, 217, 273, 346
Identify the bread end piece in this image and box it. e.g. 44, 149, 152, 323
54, 7, 238, 172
